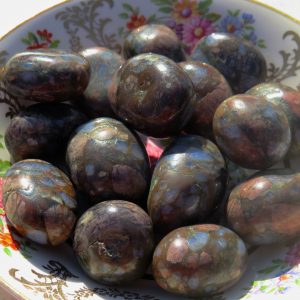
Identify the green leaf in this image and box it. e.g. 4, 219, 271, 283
122, 3, 133, 12
152, 0, 173, 6
244, 25, 255, 30
258, 265, 279, 274
0, 142, 4, 149
147, 14, 157, 23
268, 287, 276, 293
228, 9, 240, 17
206, 12, 221, 22
0, 160, 11, 177
0, 218, 3, 231
21, 38, 31, 45
258, 39, 266, 48
118, 27, 125, 37
27, 32, 39, 44
159, 6, 172, 13
259, 285, 268, 292
198, 0, 212, 12
3, 247, 12, 256
49, 40, 60, 48
119, 12, 129, 19
295, 278, 300, 285
0, 209, 4, 216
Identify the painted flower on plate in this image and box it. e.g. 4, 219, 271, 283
166, 20, 184, 40
219, 14, 243, 34
0, 232, 20, 251
183, 16, 215, 50
172, 0, 198, 22
126, 14, 146, 30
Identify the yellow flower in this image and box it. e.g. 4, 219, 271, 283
172, 0, 198, 22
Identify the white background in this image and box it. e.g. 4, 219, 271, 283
0, 0, 300, 39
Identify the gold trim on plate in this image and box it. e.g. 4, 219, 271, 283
247, 0, 300, 25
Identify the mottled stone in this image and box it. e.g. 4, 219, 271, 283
123, 24, 185, 62
180, 61, 233, 139
79, 47, 124, 118
147, 135, 226, 234
191, 33, 267, 93
3, 159, 77, 246
66, 118, 150, 204
247, 82, 300, 158
109, 53, 195, 138
213, 94, 291, 169
227, 173, 300, 245
3, 50, 90, 102
5, 103, 87, 162
152, 224, 248, 298
73, 200, 154, 285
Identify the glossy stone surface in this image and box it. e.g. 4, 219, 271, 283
3, 159, 77, 246
123, 24, 185, 62
213, 94, 291, 169
191, 33, 267, 93
66, 118, 150, 204
73, 200, 154, 285
147, 135, 226, 235
109, 53, 195, 138
227, 173, 300, 245
5, 103, 87, 162
3, 50, 90, 102
180, 61, 233, 139
79, 47, 124, 118
247, 82, 300, 158
152, 224, 248, 298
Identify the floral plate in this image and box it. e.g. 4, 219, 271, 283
1, 0, 300, 299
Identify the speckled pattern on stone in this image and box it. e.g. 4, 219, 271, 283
147, 135, 227, 234
3, 50, 90, 102
3, 159, 77, 246
73, 200, 154, 285
152, 224, 248, 298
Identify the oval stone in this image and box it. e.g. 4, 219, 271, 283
109, 53, 195, 138
3, 50, 90, 102
227, 173, 300, 245
5, 103, 87, 162
213, 94, 291, 169
66, 118, 150, 205
152, 224, 248, 298
247, 82, 300, 159
79, 47, 124, 118
180, 61, 233, 139
147, 135, 227, 234
73, 200, 154, 285
191, 33, 266, 93
3, 159, 77, 246
123, 24, 185, 62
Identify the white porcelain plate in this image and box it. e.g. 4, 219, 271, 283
0, 0, 300, 299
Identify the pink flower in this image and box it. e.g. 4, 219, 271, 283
285, 241, 300, 266
183, 16, 215, 49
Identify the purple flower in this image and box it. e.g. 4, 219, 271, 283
219, 15, 243, 34
242, 13, 255, 24
182, 16, 215, 49
167, 20, 184, 40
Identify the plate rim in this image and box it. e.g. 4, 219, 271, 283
0, 0, 300, 43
